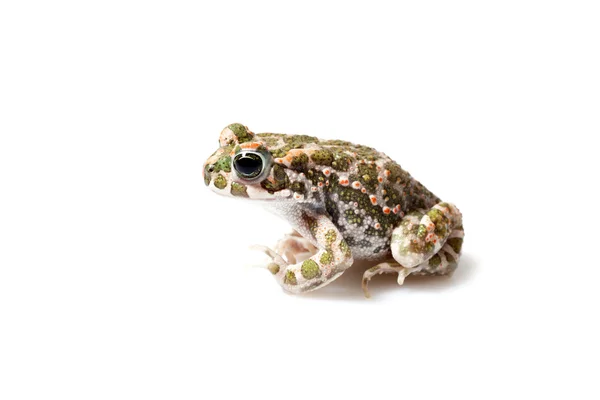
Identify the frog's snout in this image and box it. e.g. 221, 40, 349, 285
203, 161, 232, 194
203, 163, 216, 187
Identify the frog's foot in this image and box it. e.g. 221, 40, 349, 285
273, 231, 318, 264
361, 261, 415, 298
250, 230, 318, 274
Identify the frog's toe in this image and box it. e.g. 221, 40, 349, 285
249, 244, 288, 267
361, 262, 412, 298
274, 233, 318, 264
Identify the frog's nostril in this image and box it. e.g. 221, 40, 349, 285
208, 165, 215, 173
203, 164, 213, 186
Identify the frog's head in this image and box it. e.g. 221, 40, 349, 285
203, 123, 293, 200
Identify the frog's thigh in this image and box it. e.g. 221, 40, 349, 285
391, 202, 463, 268
417, 224, 464, 276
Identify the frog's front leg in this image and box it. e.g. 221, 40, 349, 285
259, 213, 353, 294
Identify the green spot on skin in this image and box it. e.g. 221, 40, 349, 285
429, 254, 441, 268
231, 182, 249, 197
214, 155, 231, 173
271, 148, 289, 158
267, 263, 280, 275
428, 209, 449, 237
357, 163, 378, 192
320, 250, 333, 265
270, 135, 320, 158
325, 229, 337, 245
228, 123, 254, 143
261, 164, 290, 193
255, 134, 281, 147
339, 239, 351, 257
302, 214, 319, 238
214, 174, 227, 190
408, 234, 434, 255
353, 144, 380, 161
290, 181, 306, 194
408, 223, 420, 236
290, 153, 309, 172
398, 245, 409, 256
417, 224, 428, 239
331, 151, 353, 171
306, 169, 327, 187
273, 163, 286, 181
284, 270, 297, 285
301, 259, 321, 280
425, 241, 434, 253
447, 237, 463, 254
310, 149, 334, 166
428, 208, 445, 224
435, 224, 448, 239
284, 134, 319, 146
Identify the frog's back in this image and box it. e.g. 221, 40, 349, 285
256, 132, 440, 260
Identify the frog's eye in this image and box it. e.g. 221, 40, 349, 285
233, 152, 264, 180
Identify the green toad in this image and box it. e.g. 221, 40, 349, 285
203, 123, 464, 297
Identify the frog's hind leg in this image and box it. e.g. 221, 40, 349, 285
391, 202, 463, 269
362, 235, 463, 298
361, 203, 464, 298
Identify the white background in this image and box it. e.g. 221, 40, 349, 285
1, 1, 599, 399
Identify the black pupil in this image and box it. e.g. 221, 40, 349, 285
234, 153, 263, 178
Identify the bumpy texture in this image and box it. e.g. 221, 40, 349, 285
204, 123, 464, 297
